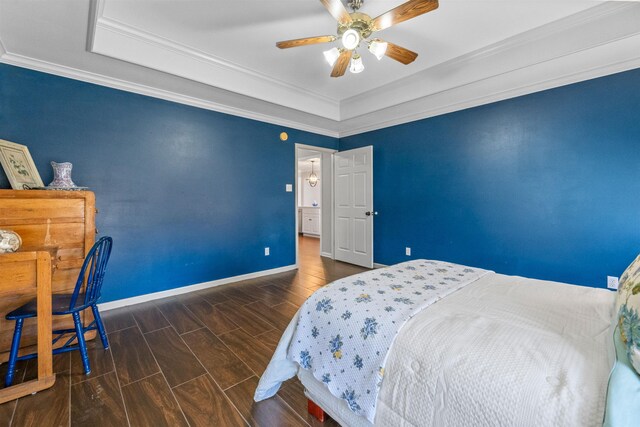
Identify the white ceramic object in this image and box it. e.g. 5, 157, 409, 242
0, 229, 22, 253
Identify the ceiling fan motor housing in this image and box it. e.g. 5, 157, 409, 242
337, 12, 373, 41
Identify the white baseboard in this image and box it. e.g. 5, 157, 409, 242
320, 251, 333, 259
373, 263, 388, 269
98, 264, 297, 311
302, 233, 320, 238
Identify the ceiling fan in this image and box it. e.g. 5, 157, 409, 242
276, 0, 439, 78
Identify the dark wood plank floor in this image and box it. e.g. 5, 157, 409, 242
0, 236, 366, 426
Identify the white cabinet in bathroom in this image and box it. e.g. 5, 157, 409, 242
301, 207, 320, 236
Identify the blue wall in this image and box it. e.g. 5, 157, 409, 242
0, 63, 337, 302
340, 68, 640, 288
3, 63, 639, 298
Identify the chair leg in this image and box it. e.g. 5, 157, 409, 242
72, 312, 91, 375
91, 304, 109, 350
5, 318, 24, 387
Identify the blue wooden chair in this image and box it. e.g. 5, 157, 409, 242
4, 236, 113, 387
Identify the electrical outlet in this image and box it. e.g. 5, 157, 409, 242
265, 247, 270, 256
607, 276, 619, 290
405, 247, 411, 256
285, 184, 293, 192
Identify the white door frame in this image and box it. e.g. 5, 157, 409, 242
295, 143, 337, 268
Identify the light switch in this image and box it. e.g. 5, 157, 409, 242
607, 276, 619, 290
286, 184, 293, 192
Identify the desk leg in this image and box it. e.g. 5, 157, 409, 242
0, 252, 55, 404
36, 252, 54, 382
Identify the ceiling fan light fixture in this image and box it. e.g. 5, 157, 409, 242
368, 39, 388, 60
323, 47, 342, 67
341, 29, 360, 50
350, 54, 365, 74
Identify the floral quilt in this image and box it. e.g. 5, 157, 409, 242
287, 259, 491, 423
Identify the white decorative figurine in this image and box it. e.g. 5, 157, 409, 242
0, 229, 22, 253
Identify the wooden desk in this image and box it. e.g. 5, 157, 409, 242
0, 251, 55, 403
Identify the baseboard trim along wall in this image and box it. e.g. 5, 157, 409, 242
320, 251, 333, 259
98, 264, 297, 311
373, 263, 388, 269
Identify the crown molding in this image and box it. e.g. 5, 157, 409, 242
86, 0, 102, 52
338, 35, 640, 137
0, 50, 340, 138
91, 10, 340, 120
96, 16, 335, 105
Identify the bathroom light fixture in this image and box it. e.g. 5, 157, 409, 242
308, 160, 319, 187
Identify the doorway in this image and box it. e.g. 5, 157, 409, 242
294, 144, 375, 269
295, 144, 336, 266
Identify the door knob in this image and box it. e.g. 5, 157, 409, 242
365, 211, 378, 216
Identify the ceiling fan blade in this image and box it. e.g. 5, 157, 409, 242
384, 41, 418, 64
331, 50, 352, 78
276, 35, 337, 49
371, 0, 439, 32
319, 0, 353, 25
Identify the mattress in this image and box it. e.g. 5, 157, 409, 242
258, 267, 617, 426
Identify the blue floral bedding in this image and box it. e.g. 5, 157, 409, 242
287, 260, 491, 423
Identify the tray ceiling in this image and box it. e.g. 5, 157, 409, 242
1, 1, 640, 137
96, 0, 597, 100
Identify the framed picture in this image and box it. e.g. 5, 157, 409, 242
0, 139, 44, 190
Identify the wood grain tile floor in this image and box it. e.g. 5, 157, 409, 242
0, 236, 366, 426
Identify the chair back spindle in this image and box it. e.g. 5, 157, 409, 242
68, 237, 113, 311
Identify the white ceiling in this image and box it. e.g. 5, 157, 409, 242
1, 1, 639, 137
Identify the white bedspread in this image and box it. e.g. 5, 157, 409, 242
375, 272, 616, 427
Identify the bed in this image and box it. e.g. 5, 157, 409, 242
255, 259, 640, 426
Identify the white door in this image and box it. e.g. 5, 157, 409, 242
333, 146, 373, 268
